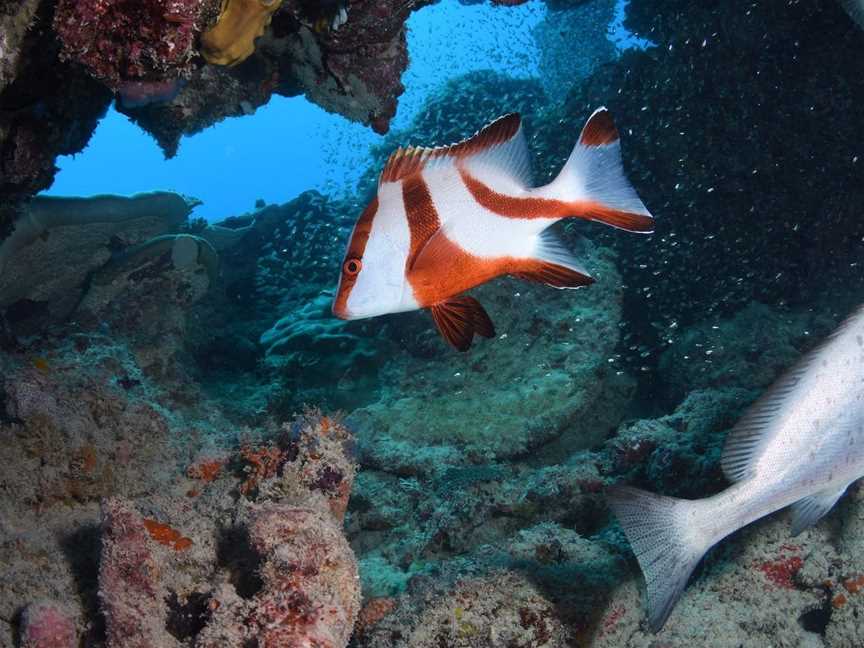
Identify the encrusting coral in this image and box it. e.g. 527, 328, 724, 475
95, 411, 360, 647
201, 0, 285, 66
52, 0, 212, 92
18, 601, 77, 648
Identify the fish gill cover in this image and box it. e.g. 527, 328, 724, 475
1, 0, 864, 647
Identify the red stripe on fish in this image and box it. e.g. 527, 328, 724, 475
402, 174, 442, 261
380, 114, 522, 183
333, 196, 378, 318
458, 168, 654, 233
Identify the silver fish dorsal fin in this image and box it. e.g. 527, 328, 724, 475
720, 307, 864, 482
379, 113, 530, 186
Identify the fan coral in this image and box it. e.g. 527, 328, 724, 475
201, 0, 285, 66
53, 0, 207, 90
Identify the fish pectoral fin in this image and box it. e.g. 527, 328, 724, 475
430, 296, 495, 352
790, 484, 851, 536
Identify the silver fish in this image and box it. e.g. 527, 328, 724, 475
839, 0, 864, 29
609, 305, 864, 631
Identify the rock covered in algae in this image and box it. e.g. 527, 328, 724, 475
0, 192, 199, 326
18, 600, 78, 648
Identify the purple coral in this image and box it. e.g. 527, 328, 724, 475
18, 601, 77, 648
53, 0, 206, 90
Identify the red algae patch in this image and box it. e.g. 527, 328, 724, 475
755, 547, 803, 590
143, 518, 193, 551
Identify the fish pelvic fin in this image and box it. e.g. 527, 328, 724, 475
544, 107, 654, 233
790, 484, 851, 536
430, 295, 495, 352
608, 485, 715, 632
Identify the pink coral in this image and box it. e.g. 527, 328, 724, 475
53, 0, 206, 89
99, 498, 177, 648
19, 601, 76, 648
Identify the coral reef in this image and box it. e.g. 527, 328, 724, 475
0, 329, 360, 647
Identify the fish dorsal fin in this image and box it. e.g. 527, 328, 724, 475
430, 295, 495, 351
790, 483, 851, 536
839, 0, 864, 29
380, 114, 530, 187
720, 355, 815, 482
721, 308, 864, 483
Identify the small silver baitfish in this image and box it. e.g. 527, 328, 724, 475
609, 305, 864, 631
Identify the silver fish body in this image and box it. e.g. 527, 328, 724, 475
610, 305, 864, 631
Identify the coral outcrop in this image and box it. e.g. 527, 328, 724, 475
0, 192, 200, 334
95, 411, 359, 647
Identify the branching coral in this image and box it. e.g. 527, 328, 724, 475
201, 0, 285, 66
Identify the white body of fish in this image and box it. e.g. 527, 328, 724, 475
609, 305, 864, 631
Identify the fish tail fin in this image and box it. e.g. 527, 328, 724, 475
607, 485, 716, 632
545, 107, 654, 233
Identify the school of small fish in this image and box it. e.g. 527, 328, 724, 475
328, 1, 864, 634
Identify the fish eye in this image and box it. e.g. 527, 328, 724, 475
343, 258, 362, 276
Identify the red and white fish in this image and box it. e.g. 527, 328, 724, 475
332, 108, 654, 351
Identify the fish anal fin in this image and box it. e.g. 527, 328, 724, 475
790, 484, 850, 536
513, 229, 594, 288
430, 296, 495, 352
512, 261, 594, 289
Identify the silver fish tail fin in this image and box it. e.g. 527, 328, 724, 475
544, 107, 654, 233
608, 485, 715, 632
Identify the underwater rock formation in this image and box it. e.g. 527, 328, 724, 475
350, 241, 628, 469
260, 293, 392, 412
53, 0, 215, 93
0, 325, 360, 647
0, 192, 199, 335
358, 571, 571, 647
